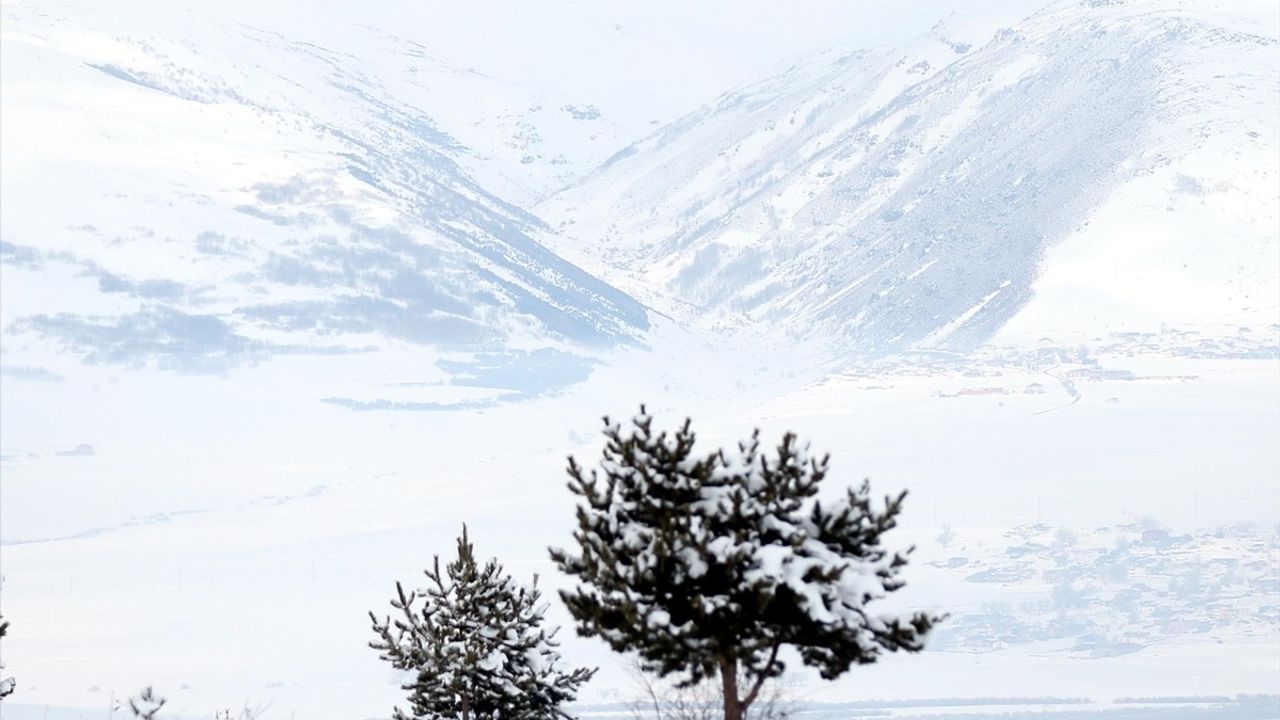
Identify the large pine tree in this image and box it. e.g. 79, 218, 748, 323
370, 526, 595, 720
550, 408, 942, 720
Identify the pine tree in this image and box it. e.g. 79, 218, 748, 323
550, 408, 943, 720
370, 526, 596, 720
128, 687, 167, 719
0, 612, 13, 700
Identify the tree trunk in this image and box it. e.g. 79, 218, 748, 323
461, 695, 471, 720
719, 656, 743, 720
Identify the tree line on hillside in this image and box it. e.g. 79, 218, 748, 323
0, 407, 941, 720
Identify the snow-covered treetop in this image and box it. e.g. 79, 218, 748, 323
371, 526, 595, 720
552, 407, 942, 704
128, 687, 167, 720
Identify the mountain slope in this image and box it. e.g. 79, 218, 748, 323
541, 0, 1279, 354
0, 1, 649, 383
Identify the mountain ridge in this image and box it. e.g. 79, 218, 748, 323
540, 0, 1279, 354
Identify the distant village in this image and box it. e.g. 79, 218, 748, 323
830, 323, 1280, 403
928, 521, 1280, 657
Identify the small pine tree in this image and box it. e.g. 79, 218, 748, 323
370, 526, 596, 720
0, 612, 13, 700
550, 408, 943, 720
128, 687, 167, 719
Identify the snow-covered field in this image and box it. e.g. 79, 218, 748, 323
1, 0, 1277, 718
1, 329, 1275, 718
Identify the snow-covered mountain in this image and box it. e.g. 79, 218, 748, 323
541, 0, 1279, 354
8, 0, 1266, 378
0, 0, 649, 389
